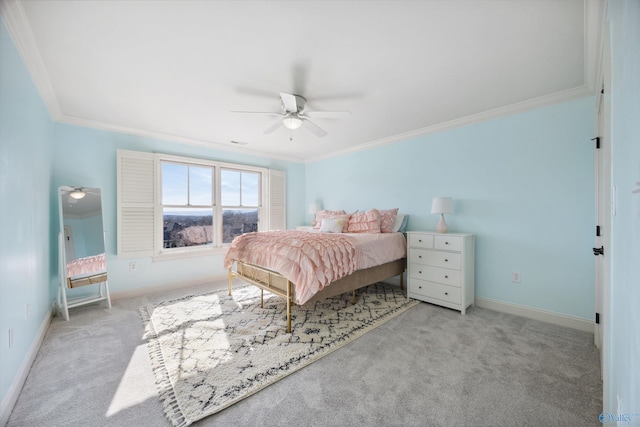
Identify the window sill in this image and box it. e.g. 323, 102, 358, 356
153, 246, 228, 262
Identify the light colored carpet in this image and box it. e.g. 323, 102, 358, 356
140, 283, 419, 426
6, 279, 602, 427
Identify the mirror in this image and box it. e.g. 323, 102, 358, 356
58, 186, 107, 288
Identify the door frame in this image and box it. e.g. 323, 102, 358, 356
594, 19, 612, 411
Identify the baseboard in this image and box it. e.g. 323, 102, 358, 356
0, 307, 53, 426
110, 275, 228, 301
474, 296, 594, 333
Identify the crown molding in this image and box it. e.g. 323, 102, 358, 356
57, 114, 306, 164
2, 0, 601, 166
306, 85, 594, 164
0, 0, 62, 120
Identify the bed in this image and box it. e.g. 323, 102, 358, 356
65, 253, 108, 288
224, 225, 407, 333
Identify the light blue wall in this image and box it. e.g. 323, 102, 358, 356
51, 123, 306, 298
306, 97, 596, 320
82, 213, 105, 257
0, 18, 54, 413
606, 0, 640, 416
63, 213, 104, 259
5, 3, 640, 419
63, 218, 88, 258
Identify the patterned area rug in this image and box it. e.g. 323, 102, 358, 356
140, 282, 418, 426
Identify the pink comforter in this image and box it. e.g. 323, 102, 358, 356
66, 253, 106, 278
224, 230, 363, 304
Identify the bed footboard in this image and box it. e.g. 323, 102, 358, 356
228, 258, 406, 333
229, 263, 293, 332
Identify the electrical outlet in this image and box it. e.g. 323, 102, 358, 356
129, 262, 137, 272
512, 272, 521, 283
8, 328, 13, 349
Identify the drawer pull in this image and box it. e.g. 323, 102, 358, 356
418, 271, 422, 274
445, 292, 449, 295
418, 255, 422, 258
418, 239, 422, 242
445, 259, 449, 262
445, 241, 449, 245
418, 286, 422, 289
445, 275, 449, 279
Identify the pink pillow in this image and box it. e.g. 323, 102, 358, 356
379, 208, 399, 233
314, 210, 346, 229
347, 209, 381, 233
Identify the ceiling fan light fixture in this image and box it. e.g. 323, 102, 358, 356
69, 189, 86, 199
282, 116, 302, 130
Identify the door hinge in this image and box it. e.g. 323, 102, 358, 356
596, 225, 601, 237
593, 246, 604, 256
591, 137, 600, 149
596, 312, 600, 324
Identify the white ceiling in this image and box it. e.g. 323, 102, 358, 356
2, 0, 603, 163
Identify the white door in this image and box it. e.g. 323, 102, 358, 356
64, 225, 76, 261
594, 22, 612, 396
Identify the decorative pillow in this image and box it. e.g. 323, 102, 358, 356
347, 209, 381, 233
379, 208, 399, 233
392, 213, 405, 232
398, 215, 409, 233
317, 213, 351, 232
319, 218, 346, 233
314, 209, 346, 229
394, 214, 409, 233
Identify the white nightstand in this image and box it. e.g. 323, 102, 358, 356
296, 226, 315, 231
406, 231, 475, 314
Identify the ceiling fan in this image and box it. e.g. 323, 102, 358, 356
234, 92, 351, 138
59, 186, 99, 203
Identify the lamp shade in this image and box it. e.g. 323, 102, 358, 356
431, 197, 453, 214
308, 203, 321, 215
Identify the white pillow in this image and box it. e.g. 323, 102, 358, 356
392, 213, 406, 232
319, 218, 345, 233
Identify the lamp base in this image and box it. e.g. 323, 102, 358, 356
436, 214, 449, 233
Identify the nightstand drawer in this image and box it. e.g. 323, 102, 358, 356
408, 234, 434, 249
409, 265, 461, 287
410, 280, 460, 305
434, 235, 463, 251
409, 249, 461, 269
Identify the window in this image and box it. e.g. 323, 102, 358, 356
117, 149, 285, 259
161, 162, 214, 249
159, 159, 264, 255
221, 168, 261, 243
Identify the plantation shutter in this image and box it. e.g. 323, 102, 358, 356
117, 149, 155, 257
268, 169, 286, 230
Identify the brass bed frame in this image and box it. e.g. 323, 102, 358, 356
228, 258, 406, 333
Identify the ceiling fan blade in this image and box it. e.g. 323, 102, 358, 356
302, 119, 327, 138
264, 119, 284, 134
279, 92, 298, 113
304, 111, 351, 119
